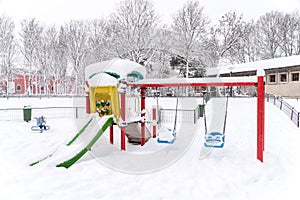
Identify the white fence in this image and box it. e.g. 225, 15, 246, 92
0, 107, 86, 121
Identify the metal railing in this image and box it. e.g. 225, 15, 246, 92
266, 94, 300, 127
0, 106, 86, 121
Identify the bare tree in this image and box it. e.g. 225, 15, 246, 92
256, 11, 284, 59
171, 0, 209, 77
276, 11, 300, 56
38, 26, 60, 95
87, 19, 115, 64
151, 25, 175, 78
52, 26, 69, 95
226, 20, 257, 64
109, 0, 159, 71
63, 20, 90, 94
208, 11, 252, 65
19, 18, 43, 94
0, 15, 17, 95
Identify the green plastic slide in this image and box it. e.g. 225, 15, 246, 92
56, 117, 113, 168
30, 116, 113, 168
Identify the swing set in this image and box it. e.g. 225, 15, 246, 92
129, 75, 265, 162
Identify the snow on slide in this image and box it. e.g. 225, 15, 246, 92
30, 115, 114, 168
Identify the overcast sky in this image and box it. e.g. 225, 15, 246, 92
0, 0, 300, 25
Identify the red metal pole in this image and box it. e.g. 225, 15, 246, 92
141, 88, 146, 145
262, 79, 265, 152
257, 76, 264, 162
85, 81, 90, 114
110, 125, 114, 144
152, 107, 157, 138
121, 93, 126, 150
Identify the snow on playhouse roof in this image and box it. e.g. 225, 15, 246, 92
88, 72, 119, 87
206, 55, 300, 76
85, 58, 146, 86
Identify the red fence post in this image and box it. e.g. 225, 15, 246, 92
152, 107, 157, 138
141, 88, 146, 145
121, 93, 126, 150
257, 75, 265, 162
85, 81, 90, 114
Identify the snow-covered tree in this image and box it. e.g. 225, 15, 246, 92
38, 26, 61, 95
62, 20, 90, 94
87, 19, 115, 64
208, 11, 252, 65
256, 11, 284, 59
171, 0, 209, 78
150, 26, 175, 78
109, 0, 159, 73
19, 18, 43, 94
276, 11, 300, 56
0, 15, 17, 95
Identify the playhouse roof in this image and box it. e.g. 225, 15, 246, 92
85, 59, 146, 85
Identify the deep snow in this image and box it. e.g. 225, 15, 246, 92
0, 97, 300, 200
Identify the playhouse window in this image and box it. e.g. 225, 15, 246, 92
279, 73, 287, 83
268, 74, 276, 83
291, 72, 299, 81
16, 85, 22, 91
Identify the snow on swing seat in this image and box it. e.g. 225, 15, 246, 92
204, 132, 225, 148
157, 127, 176, 144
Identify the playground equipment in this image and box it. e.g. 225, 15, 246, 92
31, 116, 50, 133
30, 59, 266, 169
30, 59, 151, 168
31, 125, 50, 132
130, 75, 265, 162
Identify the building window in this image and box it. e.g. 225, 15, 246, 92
16, 85, 22, 91
41, 86, 44, 91
279, 73, 288, 83
291, 72, 299, 81
268, 74, 276, 83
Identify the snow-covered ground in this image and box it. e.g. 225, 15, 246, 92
0, 97, 300, 200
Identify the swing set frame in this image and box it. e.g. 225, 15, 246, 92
128, 76, 265, 162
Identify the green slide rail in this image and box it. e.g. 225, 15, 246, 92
66, 117, 94, 146
30, 117, 95, 166
56, 117, 114, 168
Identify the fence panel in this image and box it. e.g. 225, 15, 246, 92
160, 108, 196, 124
281, 102, 292, 117
266, 94, 300, 128
291, 110, 298, 126
0, 107, 86, 121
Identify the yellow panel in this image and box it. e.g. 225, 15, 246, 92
89, 86, 120, 123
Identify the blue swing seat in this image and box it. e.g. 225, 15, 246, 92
204, 132, 225, 148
